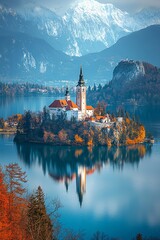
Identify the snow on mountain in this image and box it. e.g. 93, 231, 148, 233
17, 5, 63, 37
0, 0, 160, 57
134, 7, 160, 28
62, 0, 134, 55
23, 51, 36, 72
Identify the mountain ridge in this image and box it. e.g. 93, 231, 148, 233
0, 1, 160, 56
0, 25, 160, 85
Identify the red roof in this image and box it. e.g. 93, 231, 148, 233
67, 100, 78, 109
86, 106, 94, 110
49, 99, 78, 109
49, 100, 67, 108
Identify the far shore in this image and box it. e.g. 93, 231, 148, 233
0, 128, 16, 135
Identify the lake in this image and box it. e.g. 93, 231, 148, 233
0, 96, 160, 239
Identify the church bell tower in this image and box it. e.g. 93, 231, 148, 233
65, 86, 70, 101
76, 66, 86, 116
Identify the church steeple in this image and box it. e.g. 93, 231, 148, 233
65, 86, 70, 101
77, 66, 85, 87
76, 66, 86, 116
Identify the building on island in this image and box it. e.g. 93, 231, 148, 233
49, 67, 94, 121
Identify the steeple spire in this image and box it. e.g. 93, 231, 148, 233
65, 86, 70, 101
77, 66, 85, 87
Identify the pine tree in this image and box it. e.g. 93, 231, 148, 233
98, 84, 102, 91
27, 186, 53, 240
88, 85, 91, 92
93, 83, 97, 92
23, 111, 32, 134
43, 106, 50, 123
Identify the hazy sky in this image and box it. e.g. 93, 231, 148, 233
0, 0, 160, 14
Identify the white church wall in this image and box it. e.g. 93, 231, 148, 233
86, 110, 94, 118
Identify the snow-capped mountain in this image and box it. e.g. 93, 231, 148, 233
62, 0, 134, 56
1, 0, 160, 57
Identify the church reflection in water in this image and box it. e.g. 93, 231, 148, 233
15, 143, 152, 206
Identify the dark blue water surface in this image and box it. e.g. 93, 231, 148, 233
0, 96, 160, 239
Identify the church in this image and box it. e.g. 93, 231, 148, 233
49, 67, 94, 121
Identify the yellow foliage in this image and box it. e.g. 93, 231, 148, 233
126, 126, 146, 145
74, 134, 83, 144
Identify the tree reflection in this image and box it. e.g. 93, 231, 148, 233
15, 142, 152, 206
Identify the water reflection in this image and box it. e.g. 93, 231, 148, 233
15, 143, 152, 206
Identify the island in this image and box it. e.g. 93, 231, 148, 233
14, 67, 148, 146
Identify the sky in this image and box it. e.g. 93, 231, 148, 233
0, 0, 160, 14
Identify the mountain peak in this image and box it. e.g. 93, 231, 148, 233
68, 0, 123, 15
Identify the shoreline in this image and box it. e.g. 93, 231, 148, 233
13, 137, 154, 147
0, 129, 16, 135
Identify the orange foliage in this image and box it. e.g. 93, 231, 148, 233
43, 131, 54, 142
0, 170, 12, 240
74, 134, 83, 144
126, 118, 130, 124
0, 166, 30, 240
126, 126, 146, 145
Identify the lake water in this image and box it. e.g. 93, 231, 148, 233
0, 96, 160, 239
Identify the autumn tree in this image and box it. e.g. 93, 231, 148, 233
58, 129, 68, 142
0, 167, 11, 240
74, 134, 83, 144
5, 163, 28, 240
5, 163, 27, 203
